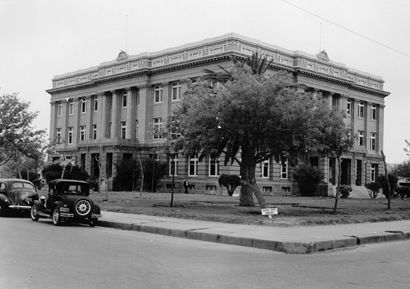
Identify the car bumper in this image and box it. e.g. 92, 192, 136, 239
9, 204, 31, 210
59, 213, 101, 218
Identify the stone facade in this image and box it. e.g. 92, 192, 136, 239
46, 33, 389, 195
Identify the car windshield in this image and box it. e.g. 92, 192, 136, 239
11, 182, 34, 190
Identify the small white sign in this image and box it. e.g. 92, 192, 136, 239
261, 208, 278, 219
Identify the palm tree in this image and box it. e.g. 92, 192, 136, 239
202, 52, 274, 84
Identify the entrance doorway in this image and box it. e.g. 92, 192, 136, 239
341, 159, 351, 185
356, 160, 362, 186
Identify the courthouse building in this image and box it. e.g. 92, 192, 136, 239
46, 33, 389, 195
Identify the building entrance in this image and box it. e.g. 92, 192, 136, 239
341, 159, 351, 185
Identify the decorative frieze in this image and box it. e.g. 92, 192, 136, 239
50, 33, 387, 95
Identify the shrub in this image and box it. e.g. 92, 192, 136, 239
293, 165, 323, 196
42, 163, 63, 183
218, 174, 241, 196
339, 185, 352, 199
142, 159, 167, 192
365, 182, 381, 199
113, 159, 140, 191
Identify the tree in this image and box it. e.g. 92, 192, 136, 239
0, 93, 46, 167
404, 139, 410, 157
391, 160, 410, 178
175, 62, 348, 208
218, 174, 241, 196
42, 163, 90, 183
310, 108, 354, 213
113, 158, 140, 191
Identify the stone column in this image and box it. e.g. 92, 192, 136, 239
49, 102, 56, 142
328, 92, 334, 108
99, 93, 107, 139
72, 98, 80, 146
137, 85, 151, 141
86, 96, 93, 140
377, 104, 384, 152
126, 88, 134, 139
111, 90, 118, 139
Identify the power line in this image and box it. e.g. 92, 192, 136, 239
279, 0, 410, 58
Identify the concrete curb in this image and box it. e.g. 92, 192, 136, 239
98, 220, 410, 254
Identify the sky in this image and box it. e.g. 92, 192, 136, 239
0, 0, 409, 164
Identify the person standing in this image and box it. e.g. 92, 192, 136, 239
183, 179, 189, 194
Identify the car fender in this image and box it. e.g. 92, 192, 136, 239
0, 194, 10, 203
92, 203, 101, 214
53, 201, 65, 208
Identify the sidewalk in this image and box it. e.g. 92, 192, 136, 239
98, 211, 410, 254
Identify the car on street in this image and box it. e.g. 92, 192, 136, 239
0, 179, 39, 216
30, 179, 101, 226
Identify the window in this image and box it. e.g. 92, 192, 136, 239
80, 125, 86, 141
94, 98, 98, 111
57, 103, 63, 117
332, 96, 338, 108
169, 116, 181, 140
68, 127, 73, 144
80, 98, 86, 113
189, 77, 198, 88
209, 156, 219, 177
358, 101, 364, 118
346, 99, 351, 115
280, 159, 288, 179
188, 155, 198, 176
68, 101, 74, 115
121, 121, 126, 139
122, 92, 127, 107
371, 104, 377, 120
171, 82, 181, 101
261, 160, 269, 178
56, 128, 62, 143
358, 131, 364, 146
169, 154, 178, 176
371, 164, 378, 182
152, 117, 163, 139
92, 124, 97, 140
153, 85, 163, 103
370, 132, 377, 151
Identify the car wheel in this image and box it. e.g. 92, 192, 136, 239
89, 219, 96, 227
30, 205, 39, 221
89, 218, 98, 227
52, 207, 61, 226
0, 202, 8, 217
75, 199, 92, 217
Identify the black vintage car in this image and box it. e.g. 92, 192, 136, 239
30, 179, 101, 226
0, 179, 39, 216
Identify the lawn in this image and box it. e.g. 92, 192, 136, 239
88, 190, 410, 227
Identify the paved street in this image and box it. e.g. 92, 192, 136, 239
1, 216, 410, 289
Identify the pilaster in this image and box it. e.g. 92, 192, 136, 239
126, 88, 134, 139
49, 102, 56, 142
111, 90, 119, 138
100, 93, 107, 139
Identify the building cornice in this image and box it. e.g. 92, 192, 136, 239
48, 33, 388, 95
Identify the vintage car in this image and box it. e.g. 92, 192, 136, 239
0, 179, 39, 216
30, 179, 101, 226
398, 178, 410, 199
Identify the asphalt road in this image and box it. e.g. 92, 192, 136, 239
1, 216, 410, 289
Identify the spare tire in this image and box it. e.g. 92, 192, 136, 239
74, 199, 92, 217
